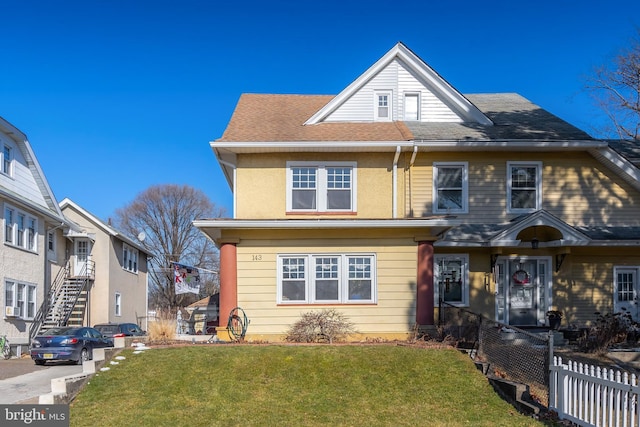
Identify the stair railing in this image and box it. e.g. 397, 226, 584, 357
29, 260, 72, 340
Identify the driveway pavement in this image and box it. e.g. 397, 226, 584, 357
0, 357, 83, 403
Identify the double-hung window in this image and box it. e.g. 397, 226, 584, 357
278, 253, 376, 304
434, 254, 469, 307
433, 162, 468, 213
287, 162, 356, 213
5, 280, 37, 319
507, 161, 542, 213
3, 204, 37, 251
115, 292, 122, 316
123, 243, 139, 273
2, 145, 12, 176
374, 91, 392, 121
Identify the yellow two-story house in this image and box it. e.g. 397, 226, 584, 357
195, 42, 640, 341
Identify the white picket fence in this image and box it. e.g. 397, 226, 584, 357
550, 356, 640, 427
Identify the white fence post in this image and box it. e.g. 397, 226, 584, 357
551, 357, 640, 427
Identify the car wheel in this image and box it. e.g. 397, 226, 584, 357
76, 348, 90, 365
34, 359, 46, 366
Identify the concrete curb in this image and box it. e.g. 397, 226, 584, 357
38, 337, 145, 404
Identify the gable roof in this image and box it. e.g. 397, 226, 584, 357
59, 198, 151, 255
304, 42, 493, 126
0, 116, 66, 223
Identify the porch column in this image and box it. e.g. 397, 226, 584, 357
219, 242, 238, 327
416, 241, 435, 326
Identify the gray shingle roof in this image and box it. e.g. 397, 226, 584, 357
406, 93, 594, 141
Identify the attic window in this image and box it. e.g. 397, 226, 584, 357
2, 145, 12, 176
374, 91, 392, 121
404, 93, 420, 121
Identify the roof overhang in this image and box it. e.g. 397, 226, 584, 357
194, 218, 460, 243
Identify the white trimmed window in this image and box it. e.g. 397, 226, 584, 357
3, 204, 38, 251
374, 91, 392, 121
2, 144, 12, 176
507, 161, 542, 213
287, 162, 356, 213
404, 93, 420, 121
47, 230, 56, 258
123, 243, 139, 273
5, 280, 37, 319
434, 254, 469, 307
115, 292, 122, 316
278, 253, 376, 304
433, 162, 468, 213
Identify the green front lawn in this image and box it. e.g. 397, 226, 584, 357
70, 345, 541, 427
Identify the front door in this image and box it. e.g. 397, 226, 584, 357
614, 267, 640, 321
495, 257, 551, 327
74, 239, 91, 276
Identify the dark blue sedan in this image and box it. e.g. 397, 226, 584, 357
30, 326, 113, 365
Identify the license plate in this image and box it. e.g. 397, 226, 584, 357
43, 353, 54, 359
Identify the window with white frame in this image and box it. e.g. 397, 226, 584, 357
287, 162, 356, 213
123, 243, 139, 273
433, 162, 468, 213
374, 91, 392, 121
5, 280, 37, 319
2, 144, 12, 176
404, 93, 420, 121
47, 230, 56, 258
507, 161, 542, 212
278, 253, 376, 304
3, 204, 37, 251
434, 254, 469, 307
115, 292, 122, 316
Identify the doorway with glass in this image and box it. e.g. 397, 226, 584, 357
495, 256, 552, 327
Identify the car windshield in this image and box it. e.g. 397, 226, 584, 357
41, 327, 79, 336
95, 325, 119, 334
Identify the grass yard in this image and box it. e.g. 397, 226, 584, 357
70, 345, 542, 427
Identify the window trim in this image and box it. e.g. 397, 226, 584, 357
286, 161, 357, 213
374, 90, 392, 121
433, 254, 469, 307
277, 253, 377, 305
115, 292, 122, 317
403, 92, 420, 121
433, 162, 468, 214
2, 144, 13, 177
122, 243, 139, 273
47, 230, 56, 259
507, 161, 542, 213
5, 279, 37, 320
3, 203, 38, 252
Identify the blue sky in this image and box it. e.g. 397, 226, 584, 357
1, 1, 638, 221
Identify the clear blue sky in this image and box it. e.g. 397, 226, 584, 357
1, 1, 638, 221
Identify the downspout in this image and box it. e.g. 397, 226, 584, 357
392, 146, 401, 218
218, 159, 237, 219
408, 146, 418, 217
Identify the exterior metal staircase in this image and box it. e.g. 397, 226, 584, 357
29, 260, 95, 341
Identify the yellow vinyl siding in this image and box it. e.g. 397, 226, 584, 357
408, 152, 640, 225
234, 238, 417, 340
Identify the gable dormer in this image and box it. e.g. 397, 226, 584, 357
305, 42, 492, 126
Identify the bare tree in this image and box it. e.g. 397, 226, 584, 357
586, 29, 640, 141
115, 184, 225, 311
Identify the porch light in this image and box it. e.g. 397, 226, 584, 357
531, 237, 539, 250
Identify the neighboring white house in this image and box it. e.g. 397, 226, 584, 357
1, 116, 151, 357
1, 116, 70, 355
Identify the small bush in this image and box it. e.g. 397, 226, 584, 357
577, 311, 640, 355
285, 309, 357, 343
148, 318, 177, 344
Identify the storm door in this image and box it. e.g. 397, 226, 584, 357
614, 267, 640, 321
74, 239, 92, 276
495, 257, 551, 326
